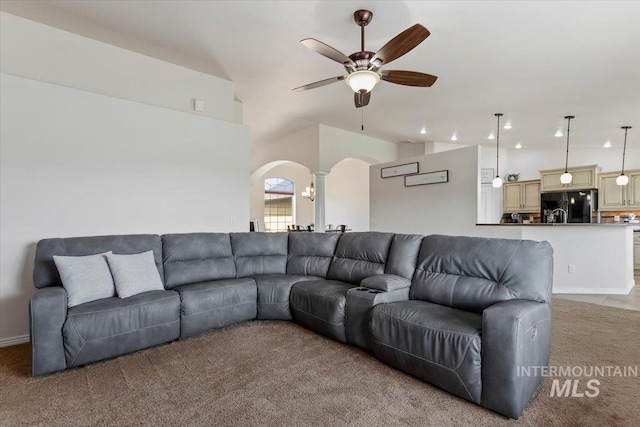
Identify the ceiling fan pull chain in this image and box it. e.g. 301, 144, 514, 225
361, 107, 364, 131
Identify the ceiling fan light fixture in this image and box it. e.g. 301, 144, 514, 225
346, 70, 380, 93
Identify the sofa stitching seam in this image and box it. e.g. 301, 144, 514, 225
81, 319, 180, 343
179, 283, 253, 294
371, 338, 474, 401
165, 257, 233, 264
183, 301, 254, 317
290, 307, 343, 326
377, 310, 481, 338
68, 296, 176, 316
68, 317, 87, 367
293, 286, 348, 301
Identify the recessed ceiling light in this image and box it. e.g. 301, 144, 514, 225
420, 128, 427, 135
554, 130, 563, 137
451, 134, 458, 141
504, 123, 512, 130
488, 133, 495, 140
515, 142, 522, 149
603, 141, 611, 148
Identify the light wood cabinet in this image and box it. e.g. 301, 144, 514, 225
540, 165, 598, 192
598, 170, 640, 211
503, 180, 540, 213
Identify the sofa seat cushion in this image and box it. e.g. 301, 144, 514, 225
290, 280, 356, 343
175, 278, 257, 338
63, 290, 180, 368
370, 300, 483, 403
252, 274, 321, 320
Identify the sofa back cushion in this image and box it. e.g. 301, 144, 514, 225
327, 232, 394, 284
34, 234, 164, 289
384, 234, 424, 279
410, 234, 554, 313
287, 233, 340, 278
162, 233, 236, 289
230, 232, 288, 277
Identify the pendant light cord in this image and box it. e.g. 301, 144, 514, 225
621, 127, 629, 175
495, 113, 502, 177
564, 117, 572, 173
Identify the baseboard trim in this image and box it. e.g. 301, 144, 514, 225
0, 335, 30, 348
554, 280, 635, 295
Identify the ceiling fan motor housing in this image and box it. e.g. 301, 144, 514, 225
354, 10, 373, 26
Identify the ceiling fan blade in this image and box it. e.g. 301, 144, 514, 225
371, 24, 430, 65
354, 91, 371, 108
293, 75, 345, 92
301, 38, 356, 68
381, 70, 438, 87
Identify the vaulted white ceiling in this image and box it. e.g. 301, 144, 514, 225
2, 1, 639, 150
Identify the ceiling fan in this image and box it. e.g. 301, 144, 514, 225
293, 9, 438, 108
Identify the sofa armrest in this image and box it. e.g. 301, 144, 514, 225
360, 274, 411, 292
482, 299, 551, 419
346, 285, 410, 351
30, 287, 67, 376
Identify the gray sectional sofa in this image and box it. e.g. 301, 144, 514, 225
30, 231, 553, 419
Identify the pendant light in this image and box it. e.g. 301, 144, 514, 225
560, 115, 575, 184
616, 126, 632, 186
492, 113, 503, 188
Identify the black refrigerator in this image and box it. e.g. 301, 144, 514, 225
540, 190, 597, 223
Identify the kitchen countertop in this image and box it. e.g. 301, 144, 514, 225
477, 223, 640, 228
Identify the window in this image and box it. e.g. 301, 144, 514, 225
264, 177, 294, 232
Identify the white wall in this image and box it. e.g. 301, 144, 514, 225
251, 125, 320, 175
370, 146, 486, 236
319, 124, 397, 172
0, 14, 250, 344
250, 163, 314, 231
398, 142, 425, 159
0, 12, 235, 122
326, 159, 370, 232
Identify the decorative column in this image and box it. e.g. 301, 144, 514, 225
313, 171, 328, 232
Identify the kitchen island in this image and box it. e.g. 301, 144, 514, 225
475, 223, 636, 295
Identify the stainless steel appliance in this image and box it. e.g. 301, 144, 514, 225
541, 190, 597, 223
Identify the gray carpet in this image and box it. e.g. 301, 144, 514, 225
1, 298, 639, 426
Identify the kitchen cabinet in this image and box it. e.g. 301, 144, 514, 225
503, 180, 540, 213
598, 169, 640, 211
635, 232, 640, 270
540, 165, 598, 192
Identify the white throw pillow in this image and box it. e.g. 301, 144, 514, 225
106, 251, 164, 298
53, 252, 115, 308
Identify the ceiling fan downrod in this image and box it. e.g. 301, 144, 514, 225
354, 10, 373, 53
